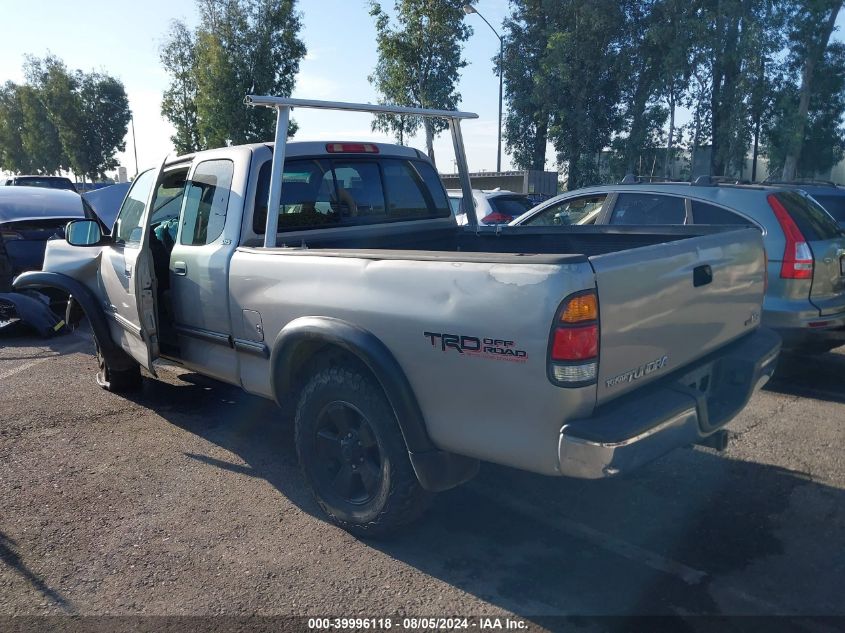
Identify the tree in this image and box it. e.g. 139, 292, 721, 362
369, 0, 472, 166
766, 42, 845, 177
161, 20, 202, 154
0, 83, 31, 173
779, 0, 843, 179
24, 55, 131, 181
160, 0, 306, 151
545, 1, 625, 189
501, 0, 552, 171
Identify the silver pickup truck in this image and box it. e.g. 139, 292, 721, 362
14, 97, 780, 535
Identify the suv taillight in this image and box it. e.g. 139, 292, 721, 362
768, 194, 813, 279
548, 291, 599, 386
481, 212, 513, 225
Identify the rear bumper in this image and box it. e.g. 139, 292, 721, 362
764, 305, 845, 350
558, 327, 781, 479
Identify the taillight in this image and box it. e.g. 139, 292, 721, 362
325, 143, 379, 153
549, 290, 599, 386
768, 194, 813, 279
481, 212, 513, 225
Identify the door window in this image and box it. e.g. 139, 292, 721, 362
691, 200, 754, 226
114, 169, 156, 245
523, 195, 607, 226
610, 193, 686, 225
180, 160, 234, 246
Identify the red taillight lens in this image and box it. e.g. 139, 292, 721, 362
551, 324, 598, 361
325, 143, 379, 153
549, 291, 599, 385
481, 212, 513, 225
768, 194, 813, 279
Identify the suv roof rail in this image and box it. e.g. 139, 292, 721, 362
762, 178, 838, 187
693, 175, 714, 186
620, 173, 638, 184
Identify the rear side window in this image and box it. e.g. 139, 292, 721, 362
253, 157, 450, 233
812, 195, 845, 223
610, 193, 686, 225
180, 159, 234, 246
775, 191, 842, 241
489, 195, 533, 217
691, 200, 754, 226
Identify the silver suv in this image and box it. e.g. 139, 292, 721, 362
513, 181, 845, 353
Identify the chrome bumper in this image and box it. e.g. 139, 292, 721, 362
558, 327, 781, 479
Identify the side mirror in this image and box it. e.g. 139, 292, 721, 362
65, 219, 103, 246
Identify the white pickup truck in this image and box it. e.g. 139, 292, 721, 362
14, 97, 780, 535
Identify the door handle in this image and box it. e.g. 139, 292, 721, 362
693, 264, 713, 287
173, 261, 187, 276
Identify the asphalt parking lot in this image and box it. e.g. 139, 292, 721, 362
1, 329, 844, 626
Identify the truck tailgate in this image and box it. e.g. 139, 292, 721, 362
589, 227, 766, 405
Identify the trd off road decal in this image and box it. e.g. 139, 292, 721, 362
423, 332, 528, 362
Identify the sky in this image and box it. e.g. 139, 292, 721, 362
0, 0, 513, 178
0, 1, 843, 179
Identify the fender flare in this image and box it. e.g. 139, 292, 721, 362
270, 316, 478, 492
12, 271, 135, 371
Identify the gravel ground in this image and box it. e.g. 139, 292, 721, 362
1, 330, 844, 628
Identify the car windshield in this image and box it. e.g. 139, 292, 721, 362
16, 177, 74, 190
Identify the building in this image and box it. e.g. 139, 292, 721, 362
439, 170, 558, 197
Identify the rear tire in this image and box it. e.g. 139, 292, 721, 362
294, 363, 432, 537
95, 344, 142, 393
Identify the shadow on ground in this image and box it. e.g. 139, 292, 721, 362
119, 369, 845, 620
765, 350, 845, 404
0, 531, 73, 612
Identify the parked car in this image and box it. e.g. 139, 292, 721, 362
0, 187, 90, 280
1, 175, 78, 193
513, 180, 845, 353
15, 96, 779, 536
763, 180, 845, 230
447, 188, 534, 225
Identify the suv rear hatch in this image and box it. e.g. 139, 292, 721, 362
773, 191, 845, 317
588, 227, 766, 405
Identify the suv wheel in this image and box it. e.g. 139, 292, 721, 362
294, 363, 431, 537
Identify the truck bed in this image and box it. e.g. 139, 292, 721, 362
243, 222, 739, 260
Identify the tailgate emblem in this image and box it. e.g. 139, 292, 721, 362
606, 356, 668, 388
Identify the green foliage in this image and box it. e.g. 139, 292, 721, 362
766, 42, 845, 176
544, 0, 627, 189
0, 56, 129, 180
161, 20, 202, 154
160, 0, 306, 152
500, 0, 551, 171
369, 0, 472, 164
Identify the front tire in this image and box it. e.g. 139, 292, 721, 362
294, 363, 431, 537
95, 344, 142, 393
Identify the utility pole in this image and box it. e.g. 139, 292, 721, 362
131, 115, 139, 176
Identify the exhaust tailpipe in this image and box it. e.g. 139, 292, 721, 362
695, 430, 729, 452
